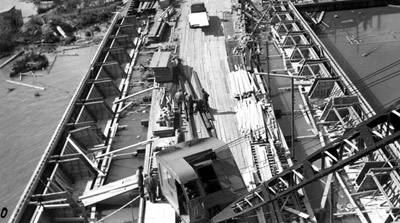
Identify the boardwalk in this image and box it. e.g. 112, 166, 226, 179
177, 0, 254, 184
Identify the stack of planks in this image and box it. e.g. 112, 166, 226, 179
79, 175, 138, 206
236, 97, 265, 140
149, 51, 173, 82
137, 0, 158, 13
227, 69, 257, 98
160, 5, 176, 21
148, 20, 168, 42
226, 69, 267, 141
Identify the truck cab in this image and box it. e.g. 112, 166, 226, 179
188, 2, 210, 28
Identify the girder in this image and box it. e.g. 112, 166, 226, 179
212, 103, 400, 222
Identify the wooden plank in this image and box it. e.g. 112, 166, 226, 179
370, 172, 394, 208
335, 172, 369, 223
95, 196, 140, 223
320, 173, 333, 209
31, 191, 68, 202
113, 86, 155, 104
282, 206, 310, 219
54, 217, 86, 222
80, 175, 138, 206
0, 50, 24, 68
96, 139, 154, 158
6, 80, 46, 90
68, 137, 105, 176
201, 112, 212, 129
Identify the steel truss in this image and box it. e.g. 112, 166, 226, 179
213, 102, 400, 222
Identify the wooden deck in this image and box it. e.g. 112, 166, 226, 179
177, 0, 254, 185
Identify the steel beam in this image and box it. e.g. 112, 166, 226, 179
212, 104, 400, 222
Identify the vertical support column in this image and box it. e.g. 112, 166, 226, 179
291, 76, 295, 156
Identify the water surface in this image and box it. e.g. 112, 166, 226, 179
0, 46, 98, 222
319, 6, 400, 112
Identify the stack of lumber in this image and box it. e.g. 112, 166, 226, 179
264, 105, 279, 141
227, 69, 258, 98
148, 20, 168, 42
137, 1, 157, 13
226, 69, 267, 140
79, 175, 138, 206
236, 97, 265, 140
160, 5, 176, 20
149, 51, 173, 83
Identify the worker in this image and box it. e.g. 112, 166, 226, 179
194, 99, 205, 113
136, 166, 144, 198
175, 89, 184, 111
201, 88, 210, 111
149, 168, 165, 201
185, 93, 194, 114
145, 174, 158, 203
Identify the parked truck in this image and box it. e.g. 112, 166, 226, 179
188, 2, 210, 28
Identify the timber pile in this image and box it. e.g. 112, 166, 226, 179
227, 69, 257, 98
137, 1, 157, 13
149, 51, 173, 82
148, 19, 168, 42
236, 97, 265, 140
79, 175, 138, 206
160, 5, 176, 21
226, 69, 267, 141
